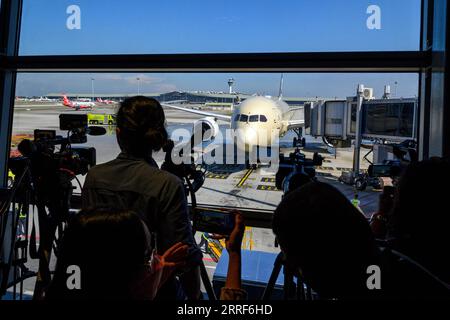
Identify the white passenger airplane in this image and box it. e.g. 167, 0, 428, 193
161, 76, 305, 151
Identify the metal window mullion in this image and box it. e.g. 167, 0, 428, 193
0, 0, 22, 188
5, 51, 428, 73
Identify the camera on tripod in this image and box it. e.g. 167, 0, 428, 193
367, 140, 417, 179
15, 114, 104, 177
346, 140, 417, 191
6, 114, 107, 299
275, 148, 324, 193
161, 121, 209, 205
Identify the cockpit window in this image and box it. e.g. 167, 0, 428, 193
249, 115, 259, 122
240, 114, 248, 122
260, 115, 268, 122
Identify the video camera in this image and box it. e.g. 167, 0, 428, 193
161, 122, 208, 207
367, 140, 418, 179
275, 147, 324, 193
368, 161, 402, 178
15, 114, 104, 177
8, 114, 107, 299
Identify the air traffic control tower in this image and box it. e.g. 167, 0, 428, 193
228, 78, 235, 94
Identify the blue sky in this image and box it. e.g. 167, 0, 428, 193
17, 0, 421, 97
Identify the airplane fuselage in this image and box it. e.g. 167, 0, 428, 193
63, 96, 95, 109
231, 96, 289, 150
72, 101, 95, 107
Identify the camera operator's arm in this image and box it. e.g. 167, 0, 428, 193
212, 212, 247, 300
157, 176, 203, 299
224, 212, 245, 287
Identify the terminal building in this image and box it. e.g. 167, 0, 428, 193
45, 91, 329, 108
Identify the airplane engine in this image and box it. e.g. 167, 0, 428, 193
193, 117, 220, 141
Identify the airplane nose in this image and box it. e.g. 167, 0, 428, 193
244, 127, 257, 145
235, 127, 258, 149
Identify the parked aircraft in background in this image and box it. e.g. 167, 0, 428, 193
62, 95, 96, 110
96, 97, 116, 105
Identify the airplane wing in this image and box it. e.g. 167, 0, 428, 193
161, 103, 232, 122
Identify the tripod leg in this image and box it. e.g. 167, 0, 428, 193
297, 280, 304, 300
283, 271, 297, 300
261, 252, 284, 300
32, 206, 57, 300
199, 261, 217, 301
306, 285, 313, 300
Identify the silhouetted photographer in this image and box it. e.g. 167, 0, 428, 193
82, 96, 202, 300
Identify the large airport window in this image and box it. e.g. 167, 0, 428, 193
7, 71, 421, 298
19, 0, 421, 55
4, 0, 450, 302
12, 72, 418, 212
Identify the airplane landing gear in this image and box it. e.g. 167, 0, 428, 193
293, 128, 306, 148
245, 159, 259, 170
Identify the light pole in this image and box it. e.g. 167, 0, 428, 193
394, 81, 398, 98
91, 78, 95, 101
353, 84, 365, 179
137, 77, 141, 95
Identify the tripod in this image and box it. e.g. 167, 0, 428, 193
261, 252, 314, 300
0, 161, 36, 300
196, 235, 218, 301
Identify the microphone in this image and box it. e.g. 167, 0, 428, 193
87, 126, 107, 136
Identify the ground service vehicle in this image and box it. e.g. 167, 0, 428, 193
87, 113, 116, 125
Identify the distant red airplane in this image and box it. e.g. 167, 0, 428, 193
62, 95, 95, 110
96, 97, 115, 105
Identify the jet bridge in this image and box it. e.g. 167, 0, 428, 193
305, 85, 418, 183
305, 97, 418, 144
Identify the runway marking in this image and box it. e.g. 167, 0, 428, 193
257, 185, 280, 192
206, 173, 230, 180
242, 227, 255, 250
209, 241, 223, 261
236, 169, 253, 188
261, 177, 276, 183
207, 164, 245, 173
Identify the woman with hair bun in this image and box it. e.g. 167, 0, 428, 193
82, 96, 202, 300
